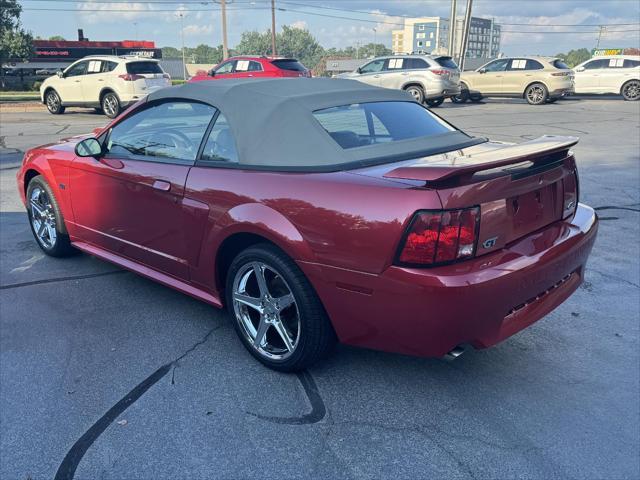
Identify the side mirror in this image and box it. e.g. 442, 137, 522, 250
75, 138, 103, 158
575, 66, 585, 72
57, 70, 64, 78
356, 67, 362, 74
209, 69, 216, 77
478, 68, 486, 74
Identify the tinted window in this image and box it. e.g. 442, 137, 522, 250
624, 59, 640, 68
102, 61, 118, 73
272, 59, 307, 72
526, 60, 544, 70
359, 59, 385, 74
584, 59, 609, 70
483, 59, 509, 72
313, 102, 453, 150
106, 101, 216, 164
126, 61, 163, 74
65, 61, 87, 77
200, 113, 239, 164
215, 61, 235, 74
435, 57, 458, 69
406, 58, 429, 69
248, 61, 263, 72
553, 59, 570, 69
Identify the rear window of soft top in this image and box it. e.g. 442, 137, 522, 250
126, 61, 163, 74
271, 59, 307, 72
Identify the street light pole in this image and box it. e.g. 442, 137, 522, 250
448, 0, 457, 57
596, 25, 606, 49
179, 13, 187, 80
373, 28, 377, 57
459, 0, 473, 70
221, 0, 229, 59
271, 0, 277, 56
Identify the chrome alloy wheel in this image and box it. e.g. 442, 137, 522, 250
103, 94, 118, 117
623, 80, 640, 100
46, 91, 60, 112
232, 261, 301, 360
526, 85, 545, 104
29, 186, 57, 249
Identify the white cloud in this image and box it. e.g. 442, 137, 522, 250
289, 20, 308, 30
183, 24, 214, 37
77, 1, 155, 24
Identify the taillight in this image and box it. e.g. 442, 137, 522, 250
430, 69, 449, 76
396, 207, 480, 266
118, 73, 143, 81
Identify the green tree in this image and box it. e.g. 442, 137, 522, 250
161, 46, 182, 58
1, 0, 33, 87
555, 48, 591, 67
235, 30, 273, 57
190, 44, 224, 64
48, 35, 66, 41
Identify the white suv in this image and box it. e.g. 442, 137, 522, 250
41, 55, 171, 118
573, 55, 640, 101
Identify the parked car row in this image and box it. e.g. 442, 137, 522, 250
38, 53, 640, 120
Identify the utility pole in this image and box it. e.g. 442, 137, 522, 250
271, 0, 277, 56
596, 25, 606, 49
179, 13, 187, 80
448, 0, 457, 57
459, 0, 473, 70
220, 0, 229, 60
373, 28, 377, 57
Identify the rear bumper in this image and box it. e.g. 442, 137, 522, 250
300, 203, 598, 358
550, 87, 575, 98
425, 84, 462, 100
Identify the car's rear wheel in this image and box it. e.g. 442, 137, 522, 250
525, 83, 548, 105
451, 85, 469, 103
226, 244, 336, 372
45, 90, 65, 115
425, 98, 444, 108
404, 85, 425, 104
621, 80, 640, 101
101, 92, 121, 118
26, 176, 75, 257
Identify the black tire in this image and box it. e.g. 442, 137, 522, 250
621, 79, 640, 101
45, 89, 65, 115
94, 107, 103, 114
226, 244, 336, 372
26, 176, 75, 257
425, 97, 444, 108
101, 91, 121, 118
451, 86, 469, 103
546, 98, 558, 104
468, 92, 483, 102
404, 85, 425, 104
525, 83, 548, 105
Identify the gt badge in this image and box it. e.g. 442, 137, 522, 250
482, 236, 498, 249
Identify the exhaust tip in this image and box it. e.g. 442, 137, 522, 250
443, 345, 467, 362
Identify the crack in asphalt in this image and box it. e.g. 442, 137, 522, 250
0, 270, 127, 290
246, 370, 327, 425
53, 325, 220, 480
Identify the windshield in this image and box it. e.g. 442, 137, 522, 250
313, 102, 454, 149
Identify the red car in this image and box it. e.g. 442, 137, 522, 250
17, 79, 597, 371
188, 56, 311, 82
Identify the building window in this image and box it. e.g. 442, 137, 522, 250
416, 32, 426, 39
419, 25, 425, 31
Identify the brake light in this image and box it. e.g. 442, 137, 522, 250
397, 207, 480, 266
430, 69, 449, 76
118, 73, 143, 81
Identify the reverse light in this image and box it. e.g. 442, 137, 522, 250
118, 73, 143, 81
397, 207, 480, 266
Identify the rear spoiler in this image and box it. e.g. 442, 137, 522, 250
383, 135, 578, 183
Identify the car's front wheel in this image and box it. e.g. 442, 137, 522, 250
525, 83, 548, 105
621, 79, 640, 101
45, 90, 65, 115
451, 86, 469, 103
226, 244, 336, 372
101, 92, 121, 118
404, 85, 425, 104
26, 176, 75, 257
425, 98, 444, 108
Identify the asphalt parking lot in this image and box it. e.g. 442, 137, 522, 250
1, 97, 639, 480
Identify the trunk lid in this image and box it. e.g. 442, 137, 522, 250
359, 135, 579, 255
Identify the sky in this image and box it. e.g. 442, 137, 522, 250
18, 0, 640, 55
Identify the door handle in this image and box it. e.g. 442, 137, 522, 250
98, 79, 104, 82
373, 75, 381, 78
401, 72, 409, 76
247, 74, 254, 77
152, 180, 171, 192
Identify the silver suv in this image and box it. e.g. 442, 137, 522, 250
336, 55, 461, 107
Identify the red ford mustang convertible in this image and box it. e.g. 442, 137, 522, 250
17, 79, 597, 371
